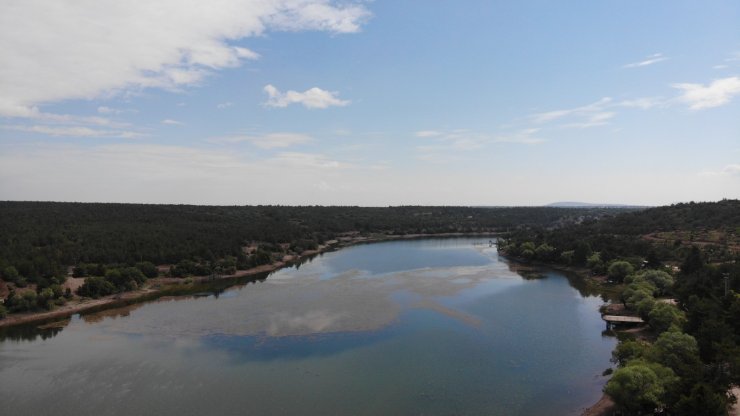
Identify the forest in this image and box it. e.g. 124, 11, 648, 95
500, 199, 740, 415
0, 202, 627, 313
2, 200, 739, 414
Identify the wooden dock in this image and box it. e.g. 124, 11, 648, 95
602, 315, 644, 323
602, 314, 644, 329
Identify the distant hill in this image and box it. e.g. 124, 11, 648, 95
546, 201, 648, 208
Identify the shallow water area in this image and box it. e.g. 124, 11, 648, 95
0, 238, 615, 415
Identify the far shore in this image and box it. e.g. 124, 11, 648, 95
0, 232, 497, 329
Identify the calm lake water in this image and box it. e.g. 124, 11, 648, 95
0, 238, 615, 415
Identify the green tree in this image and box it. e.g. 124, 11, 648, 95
560, 250, 575, 265
520, 241, 536, 261
535, 243, 555, 261
2, 266, 20, 283
674, 383, 728, 416
681, 246, 704, 274
586, 252, 604, 273
574, 241, 592, 265
77, 276, 116, 298
651, 329, 701, 379
623, 281, 656, 310
135, 261, 158, 278
648, 302, 686, 333
37, 287, 56, 310
636, 297, 657, 319
608, 260, 634, 283
604, 361, 677, 414
634, 270, 675, 295
611, 339, 652, 367
6, 290, 38, 312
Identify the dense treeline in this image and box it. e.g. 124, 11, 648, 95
603, 248, 740, 414
0, 201, 625, 285
501, 200, 740, 414
501, 199, 740, 269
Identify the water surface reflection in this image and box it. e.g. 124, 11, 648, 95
0, 238, 615, 416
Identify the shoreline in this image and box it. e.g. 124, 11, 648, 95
1, 232, 618, 415
499, 252, 622, 416
0, 232, 497, 329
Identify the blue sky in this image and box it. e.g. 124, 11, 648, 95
1, 0, 739, 205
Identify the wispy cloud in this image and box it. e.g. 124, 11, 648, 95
414, 130, 443, 138
216, 102, 233, 109
617, 97, 666, 110
673, 76, 740, 110
268, 152, 350, 169
560, 111, 616, 129
623, 53, 667, 69
263, 84, 350, 109
416, 130, 485, 149
96, 106, 137, 115
4, 124, 144, 139
699, 164, 740, 177
414, 127, 545, 163
97, 106, 120, 115
492, 128, 546, 144
2, 107, 129, 129
530, 97, 615, 128
211, 133, 313, 149
161, 119, 183, 125
726, 52, 740, 62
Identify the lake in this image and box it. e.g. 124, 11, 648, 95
0, 238, 615, 415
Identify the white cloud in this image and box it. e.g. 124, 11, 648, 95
97, 106, 137, 115
726, 52, 740, 62
97, 106, 120, 115
530, 97, 615, 128
4, 124, 144, 139
617, 97, 665, 110
314, 181, 335, 191
561, 111, 616, 129
216, 102, 234, 109
492, 128, 546, 144
268, 152, 349, 169
623, 53, 668, 69
725, 165, 740, 176
263, 84, 350, 109
414, 127, 544, 163
414, 130, 443, 138
212, 132, 312, 149
0, 105, 123, 128
0, 1, 370, 117
161, 119, 183, 125
699, 164, 740, 177
673, 77, 740, 110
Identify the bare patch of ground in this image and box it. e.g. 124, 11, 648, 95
62, 277, 85, 293
581, 394, 615, 416
730, 386, 740, 416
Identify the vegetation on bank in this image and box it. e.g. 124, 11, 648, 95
0, 202, 628, 316
500, 200, 740, 415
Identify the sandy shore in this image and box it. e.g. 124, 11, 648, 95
0, 232, 495, 329
581, 394, 615, 416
